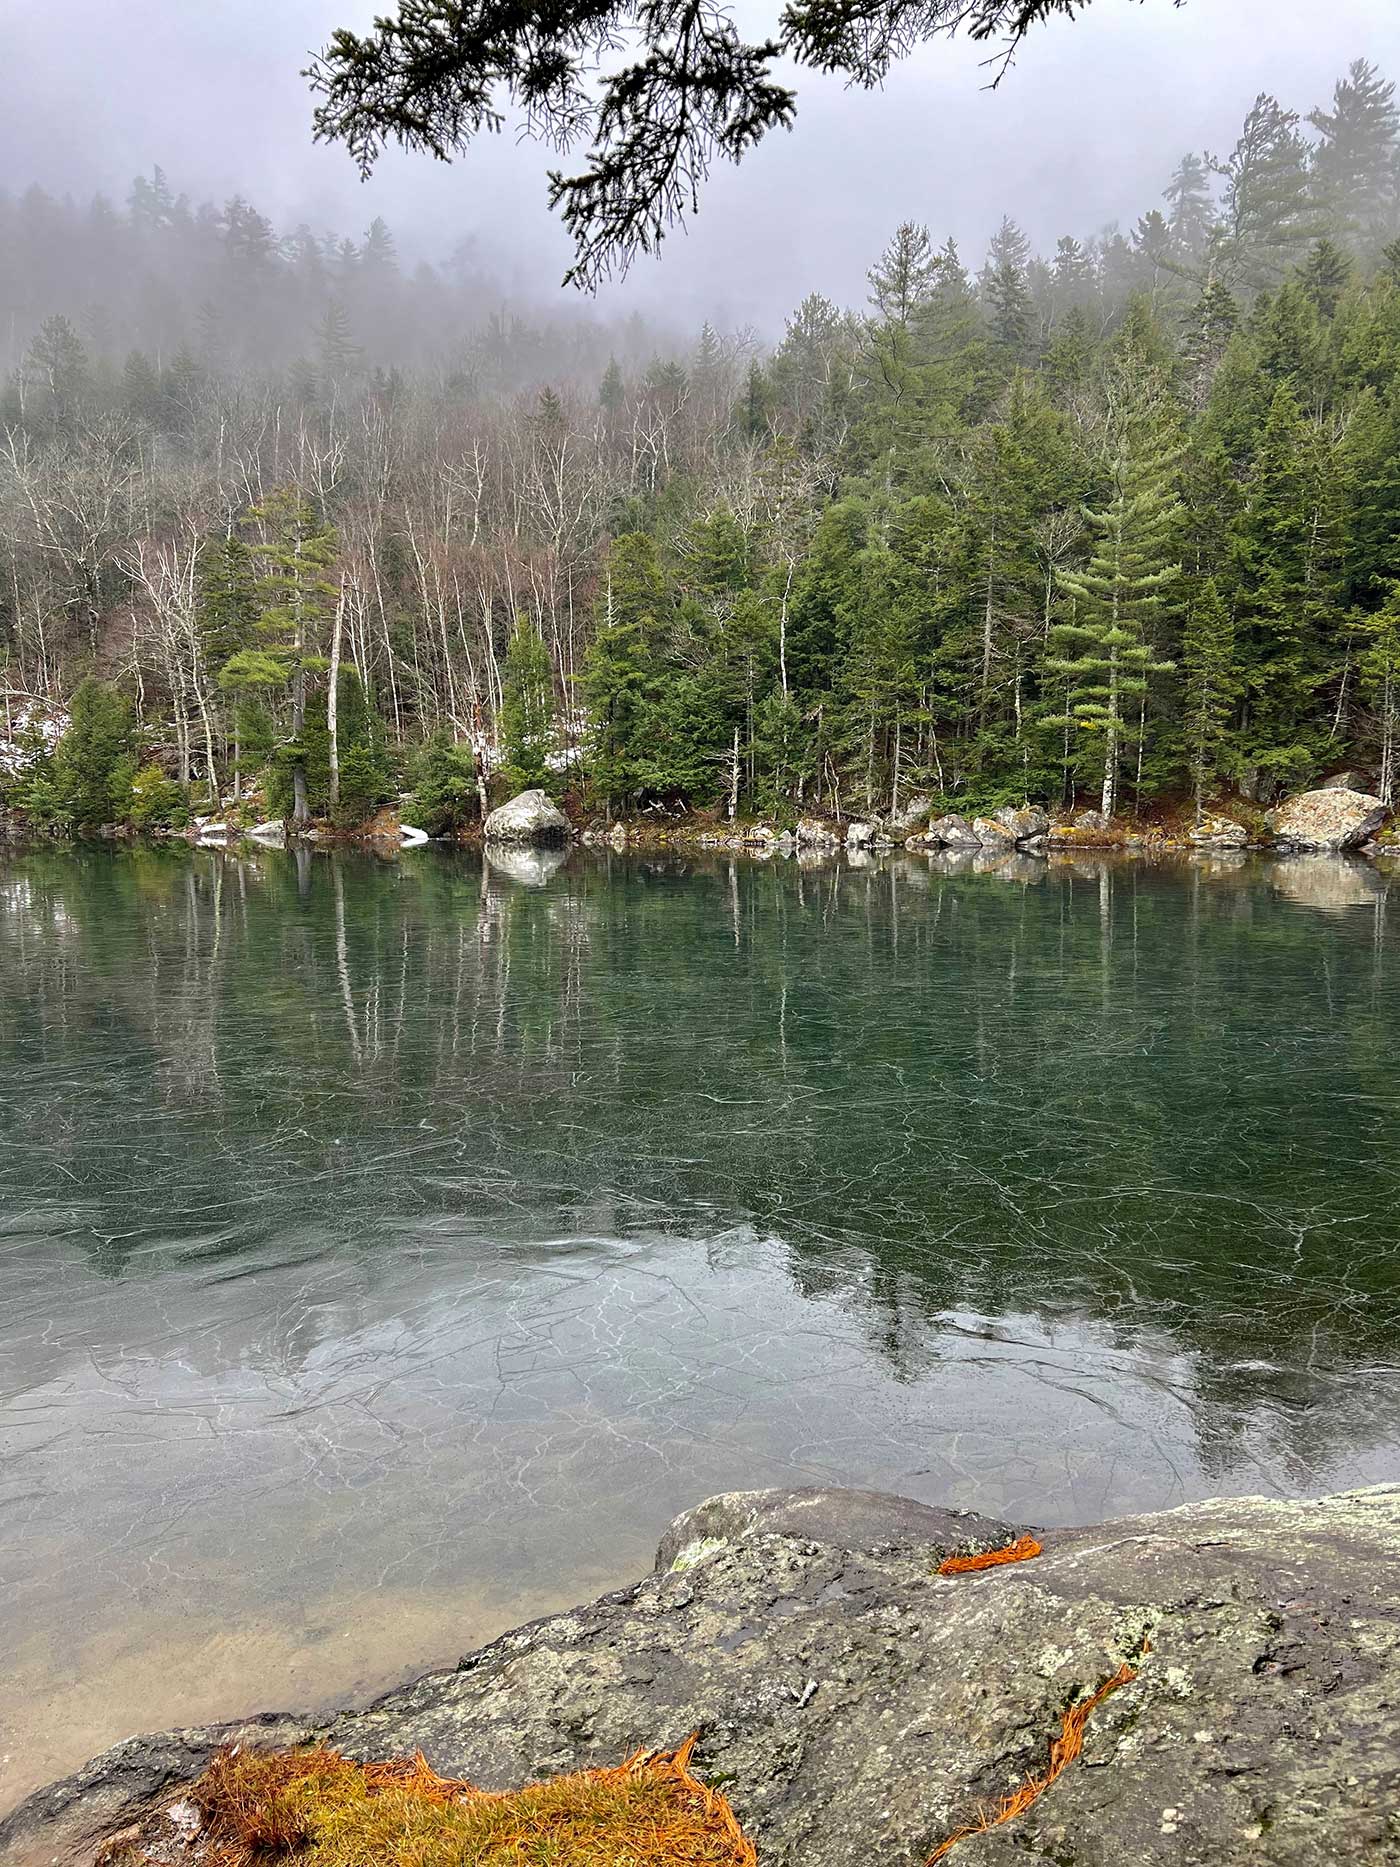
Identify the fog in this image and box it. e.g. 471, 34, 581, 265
6, 0, 1400, 329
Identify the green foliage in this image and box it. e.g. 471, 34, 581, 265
49, 680, 138, 829
128, 763, 191, 830
406, 731, 480, 836
498, 617, 557, 795
1046, 355, 1181, 815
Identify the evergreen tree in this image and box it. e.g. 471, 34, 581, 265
982, 217, 1036, 362
220, 491, 338, 825
499, 615, 557, 794
1232, 383, 1349, 791
1361, 582, 1400, 804
582, 534, 667, 815
1309, 59, 1399, 254
1212, 93, 1318, 292
1047, 361, 1182, 816
1181, 579, 1243, 819
51, 679, 137, 829
1163, 153, 1214, 255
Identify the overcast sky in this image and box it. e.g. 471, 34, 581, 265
6, 0, 1400, 331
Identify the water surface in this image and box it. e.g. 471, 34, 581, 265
3, 842, 1399, 1809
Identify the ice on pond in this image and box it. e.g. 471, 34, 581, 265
2, 843, 1399, 1810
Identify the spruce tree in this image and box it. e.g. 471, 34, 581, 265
982, 217, 1035, 362
582, 533, 667, 816
221, 491, 338, 825
1181, 579, 1243, 820
499, 616, 557, 794
1309, 60, 1400, 255
1047, 363, 1182, 817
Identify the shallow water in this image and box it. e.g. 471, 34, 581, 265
3, 841, 1400, 1810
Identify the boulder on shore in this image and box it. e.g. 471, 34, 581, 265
974, 805, 1050, 848
1268, 786, 1388, 851
795, 817, 839, 849
5, 1483, 1396, 1867
923, 812, 980, 848
1188, 814, 1249, 849
482, 789, 570, 845
888, 793, 932, 835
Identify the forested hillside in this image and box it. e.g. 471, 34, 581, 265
7, 59, 1400, 831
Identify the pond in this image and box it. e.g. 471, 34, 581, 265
3, 840, 1399, 1811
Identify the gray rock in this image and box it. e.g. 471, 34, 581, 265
483, 789, 570, 845
6, 1486, 1399, 1867
927, 812, 980, 848
888, 793, 932, 835
795, 817, 839, 848
1320, 768, 1376, 792
1268, 786, 1388, 851
997, 804, 1050, 843
1188, 814, 1249, 849
972, 813, 1015, 846
844, 819, 878, 848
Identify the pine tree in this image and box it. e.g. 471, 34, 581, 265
1181, 579, 1242, 819
598, 356, 625, 416
1181, 280, 1240, 408
1300, 238, 1352, 321
499, 615, 557, 794
317, 299, 361, 376
982, 217, 1035, 361
582, 534, 667, 816
51, 678, 137, 828
1047, 362, 1182, 817
25, 315, 88, 431
1212, 93, 1318, 292
221, 491, 338, 826
1309, 60, 1400, 255
1163, 153, 1214, 255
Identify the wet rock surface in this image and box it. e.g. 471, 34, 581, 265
5, 1484, 1398, 1867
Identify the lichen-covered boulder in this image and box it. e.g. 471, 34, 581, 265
926, 812, 980, 848
1189, 814, 1249, 849
888, 793, 932, 835
844, 819, 877, 848
483, 789, 570, 844
1268, 787, 1388, 851
975, 806, 1050, 847
8, 1485, 1398, 1867
795, 817, 839, 849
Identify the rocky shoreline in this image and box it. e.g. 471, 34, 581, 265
3, 1483, 1397, 1866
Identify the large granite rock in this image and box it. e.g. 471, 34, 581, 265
1268, 787, 1388, 851
923, 812, 981, 848
5, 1486, 1398, 1867
483, 789, 570, 845
974, 806, 1051, 848
889, 793, 933, 835
795, 817, 840, 850
1189, 814, 1249, 850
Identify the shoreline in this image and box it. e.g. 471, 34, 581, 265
4, 1482, 1397, 1867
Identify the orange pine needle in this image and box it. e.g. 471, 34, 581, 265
938, 1534, 1043, 1575
925, 1651, 1147, 1862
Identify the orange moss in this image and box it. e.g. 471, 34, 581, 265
925, 1653, 1147, 1862
180, 1733, 755, 1867
938, 1534, 1043, 1576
